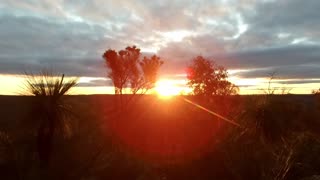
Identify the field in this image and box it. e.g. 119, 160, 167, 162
0, 95, 319, 180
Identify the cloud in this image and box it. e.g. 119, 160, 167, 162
239, 0, 320, 48
0, 14, 125, 77
77, 79, 112, 87
275, 79, 320, 85
233, 64, 320, 79
157, 37, 320, 79
246, 0, 320, 34
220, 45, 320, 68
0, 0, 320, 89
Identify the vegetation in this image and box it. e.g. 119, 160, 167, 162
103, 46, 163, 94
24, 70, 78, 167
187, 56, 238, 97
102, 46, 163, 110
0, 46, 319, 180
1, 94, 319, 179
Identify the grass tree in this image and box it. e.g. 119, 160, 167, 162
24, 70, 78, 167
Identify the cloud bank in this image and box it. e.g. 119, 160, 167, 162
0, 0, 320, 88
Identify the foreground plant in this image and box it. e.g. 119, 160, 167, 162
24, 70, 78, 167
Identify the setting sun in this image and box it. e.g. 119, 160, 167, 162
155, 79, 182, 98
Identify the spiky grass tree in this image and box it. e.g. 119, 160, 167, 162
25, 70, 78, 167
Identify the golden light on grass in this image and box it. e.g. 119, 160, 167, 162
155, 79, 181, 98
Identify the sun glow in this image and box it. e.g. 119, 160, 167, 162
155, 79, 182, 98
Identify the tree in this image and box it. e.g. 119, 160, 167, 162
24, 70, 78, 167
140, 55, 164, 90
187, 56, 238, 96
103, 46, 140, 95
102, 46, 163, 108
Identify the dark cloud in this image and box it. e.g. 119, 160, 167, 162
233, 64, 320, 79
219, 45, 320, 69
275, 79, 320, 85
0, 56, 106, 77
0, 14, 123, 77
238, 0, 320, 48
246, 0, 320, 35
158, 40, 320, 79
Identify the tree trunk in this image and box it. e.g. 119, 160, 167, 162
37, 117, 55, 168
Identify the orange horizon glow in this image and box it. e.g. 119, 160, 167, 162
0, 74, 319, 95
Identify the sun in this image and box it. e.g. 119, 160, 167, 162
155, 79, 181, 98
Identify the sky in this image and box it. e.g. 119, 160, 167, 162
0, 0, 320, 95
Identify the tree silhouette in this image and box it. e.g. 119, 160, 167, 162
103, 46, 163, 109
140, 55, 164, 91
103, 46, 140, 95
24, 70, 78, 167
187, 56, 238, 96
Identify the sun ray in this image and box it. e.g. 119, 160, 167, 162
182, 98, 241, 127
154, 79, 182, 98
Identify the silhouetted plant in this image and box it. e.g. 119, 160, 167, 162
24, 70, 78, 167
139, 55, 164, 91
103, 46, 140, 95
187, 56, 238, 97
102, 46, 163, 110
221, 95, 317, 180
222, 126, 311, 180
260, 72, 292, 95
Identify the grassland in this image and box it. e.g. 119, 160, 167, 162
0, 95, 319, 179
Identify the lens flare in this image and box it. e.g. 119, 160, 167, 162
155, 79, 181, 98
182, 98, 241, 127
